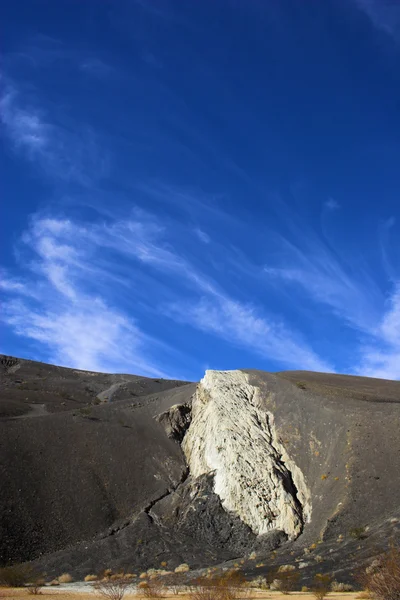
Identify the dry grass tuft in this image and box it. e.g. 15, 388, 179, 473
58, 573, 73, 584
357, 545, 400, 600
175, 564, 190, 574
0, 565, 33, 587
139, 577, 165, 599
92, 574, 133, 600
268, 567, 300, 595
310, 574, 332, 600
189, 570, 249, 600
331, 581, 354, 592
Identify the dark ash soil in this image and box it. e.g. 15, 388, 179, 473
1, 356, 399, 584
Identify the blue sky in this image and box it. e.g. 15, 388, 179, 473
1, 0, 400, 381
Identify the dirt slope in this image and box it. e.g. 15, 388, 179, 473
1, 357, 399, 583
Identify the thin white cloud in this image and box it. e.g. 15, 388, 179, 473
1, 217, 173, 376
264, 226, 383, 335
194, 228, 211, 244
3, 297, 146, 374
0, 90, 49, 153
2, 211, 332, 376
80, 58, 115, 78
167, 295, 332, 373
4, 205, 400, 379
0, 83, 109, 185
325, 198, 340, 211
262, 212, 400, 379
358, 286, 400, 379
354, 0, 400, 40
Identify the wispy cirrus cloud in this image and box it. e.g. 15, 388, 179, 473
325, 198, 340, 211
0, 83, 109, 185
0, 90, 49, 153
1, 210, 332, 376
262, 209, 400, 379
357, 286, 400, 379
1, 216, 176, 376
167, 295, 332, 372
194, 228, 211, 244
80, 58, 115, 78
264, 246, 381, 334
354, 0, 400, 40
263, 205, 384, 335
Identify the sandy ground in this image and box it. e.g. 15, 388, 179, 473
0, 588, 363, 600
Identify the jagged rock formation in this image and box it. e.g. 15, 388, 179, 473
182, 370, 311, 539
1, 355, 400, 583
157, 402, 192, 442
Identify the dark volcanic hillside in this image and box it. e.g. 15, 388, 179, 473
0, 355, 192, 566
1, 355, 400, 584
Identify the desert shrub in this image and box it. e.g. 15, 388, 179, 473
162, 572, 186, 594
58, 572, 73, 583
85, 574, 98, 582
311, 574, 332, 600
268, 567, 300, 595
358, 546, 400, 600
249, 576, 268, 589
93, 575, 133, 600
331, 581, 354, 592
175, 564, 190, 574
189, 584, 218, 600
189, 571, 248, 600
350, 527, 368, 540
0, 564, 33, 587
296, 382, 307, 390
27, 579, 45, 595
100, 569, 114, 579
140, 577, 165, 599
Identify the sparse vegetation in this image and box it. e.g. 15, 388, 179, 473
139, 577, 165, 599
93, 574, 133, 600
27, 578, 45, 595
311, 574, 332, 600
162, 572, 185, 595
296, 381, 307, 390
175, 564, 190, 574
85, 574, 98, 582
331, 581, 354, 592
249, 576, 268, 589
189, 570, 248, 600
358, 546, 400, 600
58, 572, 73, 583
275, 570, 300, 595
0, 564, 33, 587
349, 526, 367, 540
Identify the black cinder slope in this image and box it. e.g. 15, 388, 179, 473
1, 358, 399, 583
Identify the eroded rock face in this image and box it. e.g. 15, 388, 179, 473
157, 403, 192, 442
182, 370, 312, 540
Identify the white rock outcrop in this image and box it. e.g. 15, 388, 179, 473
182, 370, 311, 539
